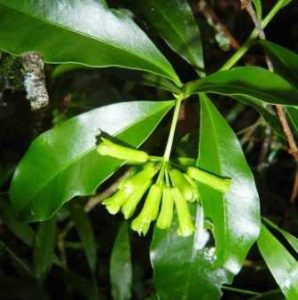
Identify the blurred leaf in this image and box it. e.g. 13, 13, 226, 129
110, 222, 132, 300
287, 107, 298, 132
249, 289, 283, 300
132, 0, 204, 71
52, 64, 89, 79
105, 69, 181, 93
257, 224, 298, 300
259, 41, 298, 86
263, 217, 298, 255
0, 1, 181, 86
10, 101, 174, 221
0, 198, 35, 247
59, 269, 99, 300
52, 65, 181, 93
231, 95, 283, 136
151, 95, 261, 299
70, 202, 97, 273
258, 41, 298, 133
134, 73, 181, 93
0, 162, 15, 186
252, 0, 263, 19
0, 241, 32, 276
185, 67, 298, 106
33, 217, 56, 281
279, 0, 294, 7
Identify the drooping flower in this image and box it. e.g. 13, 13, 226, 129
97, 137, 149, 164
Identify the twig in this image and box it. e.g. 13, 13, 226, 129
290, 168, 298, 204
240, 0, 298, 202
239, 117, 262, 146
221, 0, 293, 70
275, 106, 298, 159
57, 230, 68, 270
258, 126, 272, 172
84, 170, 131, 212
196, 0, 240, 50
58, 169, 131, 253
239, 0, 274, 70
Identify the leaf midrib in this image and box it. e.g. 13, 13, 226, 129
189, 83, 295, 104
0, 3, 171, 78
268, 48, 298, 81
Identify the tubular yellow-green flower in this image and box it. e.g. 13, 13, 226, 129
102, 190, 131, 215
170, 169, 195, 202
131, 184, 162, 236
121, 179, 152, 219
97, 137, 149, 164
156, 187, 174, 230
121, 163, 158, 194
187, 167, 232, 193
172, 187, 195, 237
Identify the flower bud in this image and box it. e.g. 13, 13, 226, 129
170, 169, 195, 202
122, 163, 158, 194
156, 187, 174, 229
184, 174, 200, 202
97, 138, 149, 164
172, 187, 195, 237
102, 190, 130, 215
187, 167, 232, 193
131, 184, 162, 236
121, 179, 151, 219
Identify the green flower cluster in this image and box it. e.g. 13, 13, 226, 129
97, 138, 232, 236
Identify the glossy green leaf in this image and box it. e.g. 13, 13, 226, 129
33, 217, 56, 281
110, 222, 132, 300
257, 224, 298, 300
263, 217, 298, 255
70, 202, 97, 272
185, 66, 298, 106
0, 198, 35, 247
131, 0, 204, 71
259, 40, 298, 86
151, 205, 230, 299
258, 41, 298, 132
197, 94, 260, 270
151, 95, 261, 299
0, 1, 181, 86
10, 100, 174, 221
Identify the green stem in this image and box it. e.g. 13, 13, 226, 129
157, 164, 166, 184
219, 0, 293, 71
222, 285, 260, 296
163, 96, 183, 161
165, 168, 171, 187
